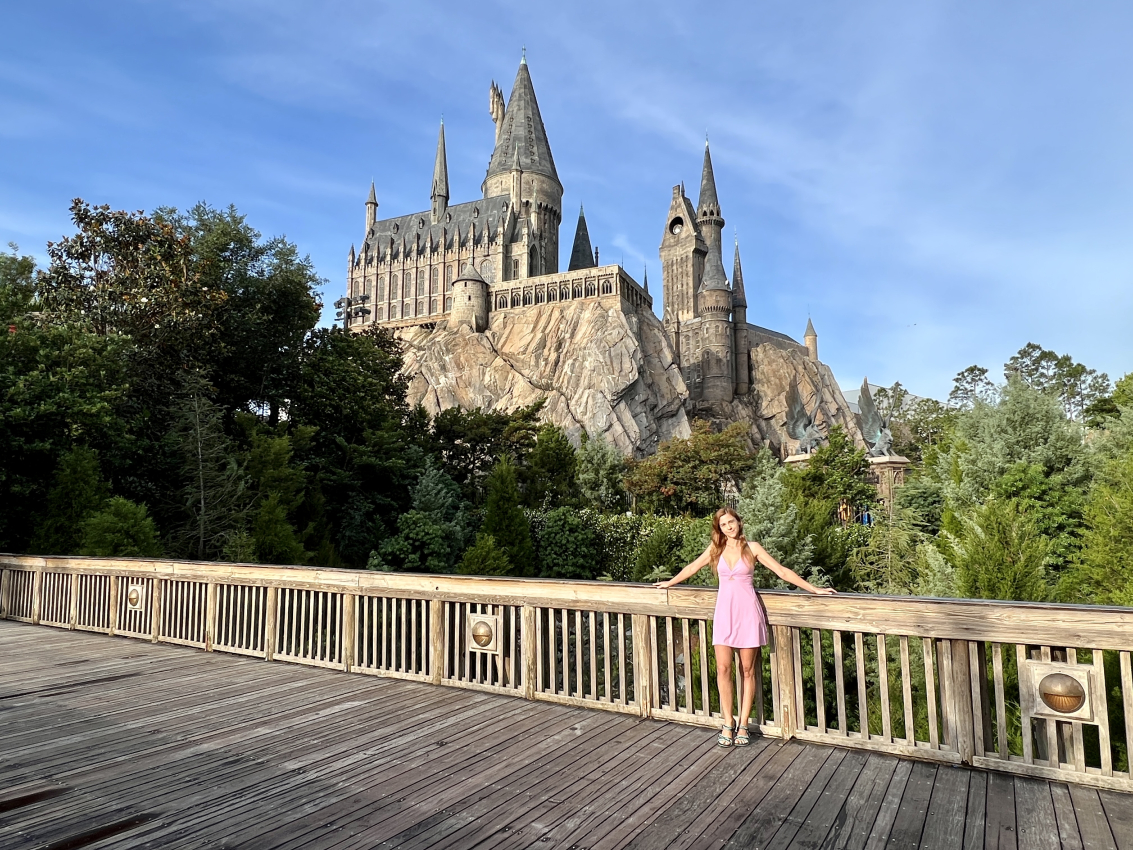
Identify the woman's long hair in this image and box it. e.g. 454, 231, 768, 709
708, 507, 754, 574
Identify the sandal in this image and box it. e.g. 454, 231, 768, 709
734, 724, 751, 746
717, 724, 734, 748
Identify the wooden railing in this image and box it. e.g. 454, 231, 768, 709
2, 555, 1132, 792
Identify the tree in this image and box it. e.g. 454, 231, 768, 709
1063, 443, 1133, 606
429, 401, 544, 501
0, 242, 35, 322
170, 379, 251, 560
523, 424, 578, 509
892, 397, 956, 463
736, 448, 815, 581
30, 447, 109, 555
1005, 342, 1111, 422
948, 499, 1050, 602
370, 462, 470, 573
458, 534, 512, 576
849, 507, 921, 595
539, 507, 601, 580
480, 456, 535, 575
576, 432, 628, 512
948, 365, 997, 410
79, 497, 163, 558
625, 421, 756, 516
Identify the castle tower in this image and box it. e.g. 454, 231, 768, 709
732, 240, 751, 396
697, 245, 734, 403
482, 55, 563, 279
450, 263, 489, 333
430, 121, 449, 224
567, 205, 596, 271
659, 184, 707, 365
365, 182, 378, 232
696, 141, 725, 257
805, 317, 818, 362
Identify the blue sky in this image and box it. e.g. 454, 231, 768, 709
3, 1, 1131, 400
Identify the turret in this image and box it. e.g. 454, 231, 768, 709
365, 182, 378, 232
696, 140, 725, 257
450, 263, 490, 333
659, 183, 707, 347
732, 240, 750, 396
805, 317, 818, 362
568, 205, 596, 271
430, 120, 449, 224
697, 247, 734, 403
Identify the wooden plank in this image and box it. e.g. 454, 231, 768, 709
882, 760, 937, 848
814, 628, 826, 732
1014, 777, 1060, 850
962, 770, 986, 850
925, 637, 940, 749
984, 771, 1018, 850
855, 632, 869, 738
835, 630, 848, 736
918, 765, 969, 850
765, 748, 869, 850
1067, 785, 1118, 850
900, 634, 914, 744
1049, 783, 1084, 850
820, 752, 899, 850
1095, 649, 1114, 777
878, 634, 892, 742
861, 757, 913, 848
1099, 789, 1133, 850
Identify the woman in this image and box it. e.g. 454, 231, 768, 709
654, 508, 835, 747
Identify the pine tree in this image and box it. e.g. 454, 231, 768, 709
736, 448, 815, 581
523, 425, 579, 508
1065, 445, 1133, 605
949, 499, 1050, 602
79, 497, 163, 557
576, 433, 628, 512
458, 534, 511, 576
539, 506, 601, 580
481, 456, 535, 575
30, 446, 109, 555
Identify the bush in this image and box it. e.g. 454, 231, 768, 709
458, 534, 511, 576
79, 497, 163, 558
538, 507, 601, 580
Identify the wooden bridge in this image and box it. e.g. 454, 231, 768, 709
2, 556, 1132, 849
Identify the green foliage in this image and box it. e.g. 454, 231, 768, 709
1063, 441, 1133, 605
633, 523, 683, 582
893, 476, 945, 535
0, 243, 36, 322
370, 463, 470, 573
948, 365, 997, 409
538, 507, 601, 580
30, 446, 110, 555
576, 432, 628, 512
849, 506, 922, 594
1006, 342, 1111, 422
736, 448, 815, 581
458, 534, 511, 576
991, 462, 1083, 569
523, 424, 578, 509
429, 401, 543, 500
625, 421, 755, 516
79, 497, 163, 558
481, 456, 535, 576
949, 499, 1050, 602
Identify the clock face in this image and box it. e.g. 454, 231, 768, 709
670, 218, 684, 235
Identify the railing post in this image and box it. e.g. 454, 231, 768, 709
31, 568, 44, 625
342, 593, 356, 672
205, 582, 217, 651
521, 604, 536, 699
264, 586, 278, 662
774, 625, 798, 738
631, 613, 653, 717
950, 639, 976, 764
108, 575, 119, 635
69, 573, 79, 630
431, 599, 445, 685
0, 568, 11, 619
151, 579, 163, 643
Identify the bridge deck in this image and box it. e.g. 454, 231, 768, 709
1, 620, 1129, 850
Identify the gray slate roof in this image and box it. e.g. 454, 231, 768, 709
432, 122, 449, 200
567, 206, 595, 271
697, 142, 721, 217
732, 241, 747, 308
484, 61, 560, 185
363, 195, 512, 260
699, 244, 730, 292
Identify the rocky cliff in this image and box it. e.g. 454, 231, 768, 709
398, 301, 691, 457
397, 303, 860, 458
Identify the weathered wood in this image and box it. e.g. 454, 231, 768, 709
984, 772, 1018, 850
1014, 777, 1060, 850
950, 639, 975, 764
1068, 785, 1118, 850
774, 625, 798, 737
632, 613, 652, 717
1049, 783, 1085, 850
31, 568, 43, 625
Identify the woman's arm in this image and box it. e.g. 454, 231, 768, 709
748, 541, 836, 595
653, 547, 711, 588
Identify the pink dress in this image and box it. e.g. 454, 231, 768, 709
712, 554, 769, 648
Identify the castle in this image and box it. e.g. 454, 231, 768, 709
345, 55, 820, 414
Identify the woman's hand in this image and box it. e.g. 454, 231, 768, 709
810, 586, 837, 595
653, 579, 673, 589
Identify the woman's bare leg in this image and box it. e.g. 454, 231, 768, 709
737, 647, 757, 729
715, 644, 736, 728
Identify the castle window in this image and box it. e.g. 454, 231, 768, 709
573, 284, 583, 299
535, 289, 544, 304
430, 298, 437, 314
445, 297, 452, 311
585, 282, 596, 298
512, 259, 519, 279
417, 299, 425, 316
529, 245, 539, 276
512, 291, 521, 308
390, 304, 398, 319
561, 286, 569, 300
445, 265, 453, 285
377, 307, 385, 321
417, 270, 425, 296
377, 276, 386, 301
601, 281, 612, 295
391, 274, 399, 298
430, 267, 440, 294
547, 288, 556, 302
497, 295, 508, 310
523, 291, 532, 306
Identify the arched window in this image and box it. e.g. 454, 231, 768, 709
523, 290, 533, 306
390, 304, 398, 319
445, 296, 452, 311
445, 265, 453, 285
547, 288, 556, 302
430, 298, 438, 314
561, 286, 570, 301
430, 267, 440, 294
529, 245, 539, 276
573, 284, 583, 299
601, 281, 612, 295
511, 291, 521, 308
377, 276, 386, 301
391, 273, 399, 299
535, 289, 544, 304
585, 282, 596, 298
497, 295, 508, 310
377, 306, 385, 321
417, 299, 425, 316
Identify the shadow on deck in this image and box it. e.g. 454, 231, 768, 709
1, 621, 1130, 850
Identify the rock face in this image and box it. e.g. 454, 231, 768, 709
694, 343, 863, 458
398, 301, 691, 457
397, 303, 861, 458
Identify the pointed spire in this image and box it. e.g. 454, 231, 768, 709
805, 316, 817, 337
698, 244, 729, 292
643, 264, 649, 294
731, 240, 747, 309
484, 56, 560, 184
367, 181, 377, 205
349, 243, 355, 263
697, 140, 721, 218
567, 204, 596, 271
431, 121, 449, 202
